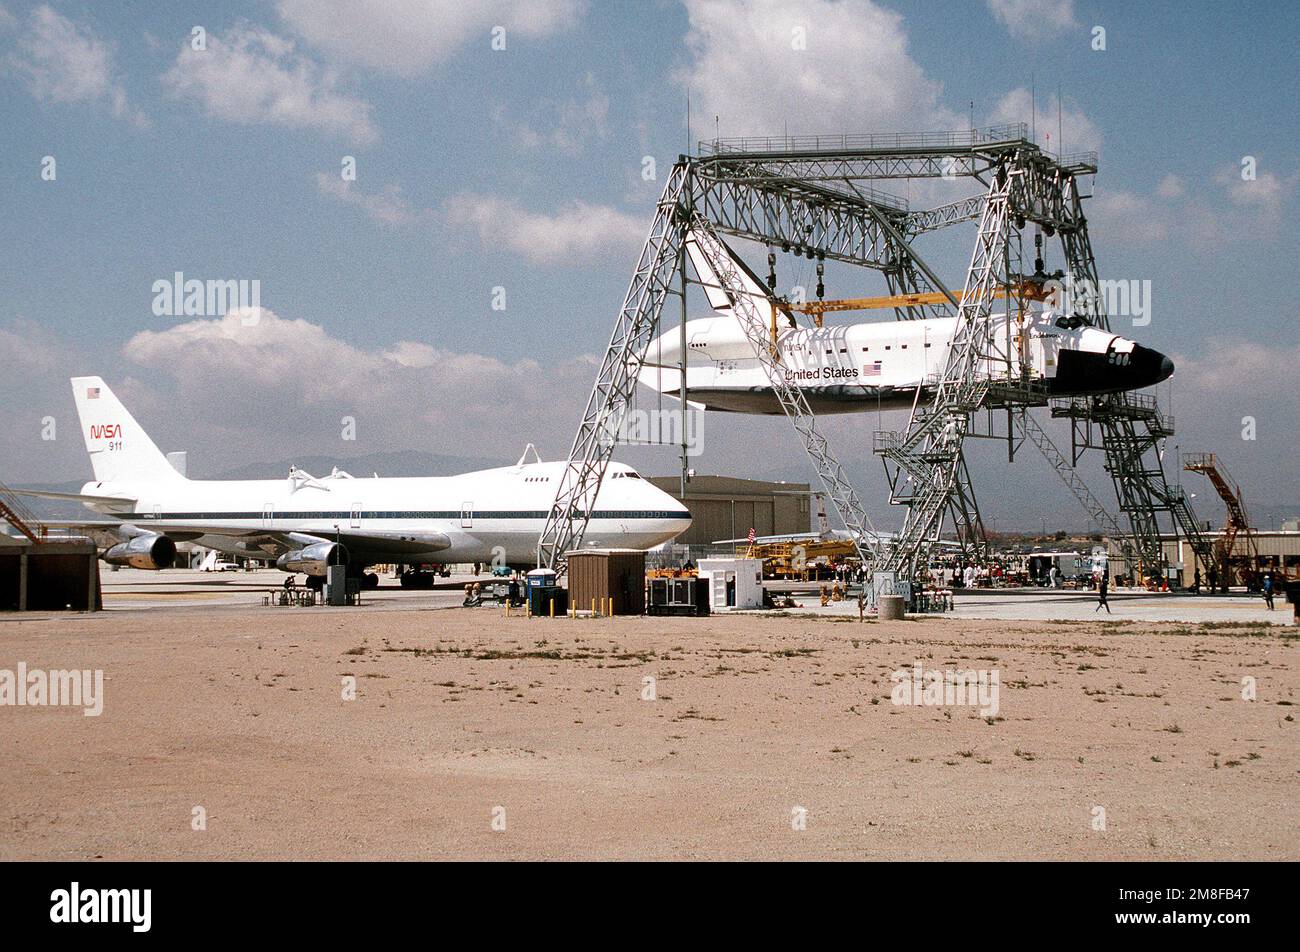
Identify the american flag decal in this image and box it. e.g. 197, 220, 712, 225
87, 387, 100, 399
863, 361, 882, 376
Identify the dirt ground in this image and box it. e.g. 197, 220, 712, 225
1, 606, 1295, 860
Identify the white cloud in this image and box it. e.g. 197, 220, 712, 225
986, 0, 1077, 42
119, 307, 595, 461
0, 318, 63, 371
1168, 340, 1300, 501
315, 172, 422, 226
277, 0, 585, 76
1088, 188, 1172, 243
444, 193, 644, 265
1172, 339, 1299, 398
163, 25, 376, 144
1156, 174, 1184, 199
5, 4, 147, 126
499, 71, 611, 156
990, 87, 1100, 153
1091, 164, 1294, 248
1215, 165, 1292, 235
677, 0, 958, 139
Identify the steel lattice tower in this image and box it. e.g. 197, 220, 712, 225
537, 125, 1205, 585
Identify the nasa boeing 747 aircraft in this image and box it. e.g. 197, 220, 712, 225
16, 378, 691, 588
636, 232, 1174, 415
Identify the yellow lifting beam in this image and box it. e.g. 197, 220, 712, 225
789, 280, 1053, 327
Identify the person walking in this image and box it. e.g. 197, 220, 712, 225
1094, 572, 1111, 613
1263, 572, 1275, 611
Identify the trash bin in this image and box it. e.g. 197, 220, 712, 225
878, 594, 906, 620
529, 585, 567, 617
526, 568, 556, 597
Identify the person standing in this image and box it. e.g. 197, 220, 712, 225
1263, 572, 1275, 610
1095, 573, 1111, 613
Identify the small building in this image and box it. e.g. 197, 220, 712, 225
697, 557, 764, 611
647, 474, 812, 547
566, 548, 646, 615
1107, 529, 1300, 586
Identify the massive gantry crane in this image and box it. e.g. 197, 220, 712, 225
537, 124, 1210, 587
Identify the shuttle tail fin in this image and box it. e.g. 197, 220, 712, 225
71, 376, 184, 484
684, 228, 778, 314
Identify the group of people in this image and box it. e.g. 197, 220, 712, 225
1192, 566, 1286, 610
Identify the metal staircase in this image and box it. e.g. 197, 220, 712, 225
0, 481, 45, 544
1183, 452, 1259, 583
1014, 411, 1124, 540
874, 161, 1016, 574
1052, 393, 1212, 580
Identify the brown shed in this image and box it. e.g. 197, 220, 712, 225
565, 549, 646, 616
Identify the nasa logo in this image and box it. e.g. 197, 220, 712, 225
89, 424, 122, 440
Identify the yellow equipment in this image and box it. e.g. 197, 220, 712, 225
745, 537, 859, 579
790, 279, 1054, 327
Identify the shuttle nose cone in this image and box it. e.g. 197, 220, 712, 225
1130, 345, 1175, 388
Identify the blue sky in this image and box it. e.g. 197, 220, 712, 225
2, 0, 1296, 529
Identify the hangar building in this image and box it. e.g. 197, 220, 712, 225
648, 475, 812, 547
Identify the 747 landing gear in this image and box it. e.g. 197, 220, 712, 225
345, 565, 381, 590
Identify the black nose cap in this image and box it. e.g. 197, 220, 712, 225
1130, 345, 1175, 388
